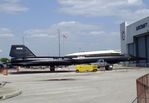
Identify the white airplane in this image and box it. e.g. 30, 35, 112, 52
66, 50, 121, 58
65, 50, 122, 69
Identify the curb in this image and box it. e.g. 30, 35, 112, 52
0, 89, 22, 100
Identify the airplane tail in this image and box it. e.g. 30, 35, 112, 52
9, 45, 36, 58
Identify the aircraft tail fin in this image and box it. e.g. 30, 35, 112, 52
9, 45, 36, 58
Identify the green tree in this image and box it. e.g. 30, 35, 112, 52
0, 58, 10, 63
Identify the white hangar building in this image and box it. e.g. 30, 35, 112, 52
120, 16, 149, 67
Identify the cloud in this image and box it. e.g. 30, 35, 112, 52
58, 0, 148, 22
24, 29, 56, 38
89, 31, 119, 37
128, 0, 142, 5
24, 21, 120, 53
24, 21, 101, 38
0, 28, 14, 37
56, 21, 100, 33
0, 0, 29, 14
90, 31, 106, 36
24, 21, 119, 40
121, 9, 149, 23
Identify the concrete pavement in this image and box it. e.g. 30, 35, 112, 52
0, 67, 149, 103
0, 81, 22, 100
0, 68, 149, 103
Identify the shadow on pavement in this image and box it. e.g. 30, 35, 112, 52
9, 70, 74, 75
41, 78, 76, 81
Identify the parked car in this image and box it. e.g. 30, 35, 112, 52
0, 62, 4, 68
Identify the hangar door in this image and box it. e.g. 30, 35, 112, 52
128, 43, 135, 64
147, 35, 149, 66
135, 36, 146, 66
128, 43, 134, 56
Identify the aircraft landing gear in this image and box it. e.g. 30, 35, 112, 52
105, 65, 113, 70
50, 66, 55, 72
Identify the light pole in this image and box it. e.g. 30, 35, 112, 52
62, 32, 68, 56
22, 36, 25, 45
57, 29, 61, 57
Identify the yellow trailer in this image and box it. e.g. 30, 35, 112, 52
75, 64, 98, 72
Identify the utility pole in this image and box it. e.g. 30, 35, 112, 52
22, 36, 25, 58
22, 36, 25, 45
58, 29, 61, 57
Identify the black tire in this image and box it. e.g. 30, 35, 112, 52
93, 69, 97, 72
105, 65, 109, 70
50, 66, 55, 72
109, 65, 113, 70
76, 70, 79, 73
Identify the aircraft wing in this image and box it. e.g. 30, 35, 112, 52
10, 59, 72, 66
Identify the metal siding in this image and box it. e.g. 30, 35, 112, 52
134, 38, 137, 56
126, 17, 149, 44
128, 43, 134, 55
128, 43, 134, 64
120, 22, 128, 54
137, 36, 146, 66
121, 16, 149, 67
147, 36, 149, 66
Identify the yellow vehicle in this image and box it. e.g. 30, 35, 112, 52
75, 64, 98, 72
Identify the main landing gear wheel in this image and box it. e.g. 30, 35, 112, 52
50, 66, 55, 72
105, 65, 110, 70
105, 65, 113, 70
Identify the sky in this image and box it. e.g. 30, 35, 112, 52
0, 0, 149, 57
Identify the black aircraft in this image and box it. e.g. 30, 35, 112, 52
9, 45, 144, 71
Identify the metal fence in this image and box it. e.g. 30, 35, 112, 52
135, 73, 149, 103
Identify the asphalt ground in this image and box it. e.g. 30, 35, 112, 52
0, 67, 149, 103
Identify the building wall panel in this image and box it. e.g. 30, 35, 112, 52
147, 35, 149, 66
137, 36, 146, 66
